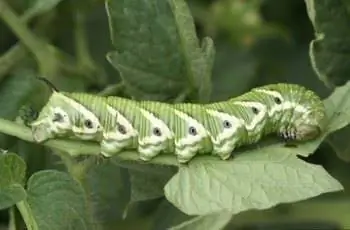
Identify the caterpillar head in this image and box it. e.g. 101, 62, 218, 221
279, 96, 327, 142
293, 103, 327, 141
253, 83, 327, 142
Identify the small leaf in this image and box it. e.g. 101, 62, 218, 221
0, 153, 26, 209
325, 127, 350, 162
323, 81, 350, 133
210, 44, 257, 101
151, 199, 191, 230
26, 170, 92, 229
0, 185, 27, 210
170, 212, 232, 230
167, 0, 213, 102
164, 152, 343, 216
306, 0, 350, 87
81, 159, 131, 224
105, 0, 212, 101
0, 68, 46, 149
129, 172, 166, 202
0, 153, 26, 187
321, 81, 350, 161
127, 164, 177, 203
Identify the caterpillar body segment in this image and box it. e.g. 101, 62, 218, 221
171, 103, 214, 163
134, 101, 175, 161
30, 83, 327, 163
203, 102, 247, 160
62, 93, 112, 141
101, 97, 139, 157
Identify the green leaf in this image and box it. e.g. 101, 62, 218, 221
105, 0, 212, 101
0, 153, 26, 210
323, 81, 350, 133
0, 185, 27, 210
324, 127, 350, 162
211, 43, 257, 101
0, 68, 45, 149
110, 161, 177, 218
170, 212, 232, 230
151, 199, 191, 230
321, 81, 350, 161
24, 170, 91, 230
129, 171, 166, 202
167, 0, 214, 102
164, 152, 343, 216
126, 164, 177, 203
306, 0, 350, 88
80, 159, 130, 224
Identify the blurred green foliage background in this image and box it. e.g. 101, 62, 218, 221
0, 0, 349, 229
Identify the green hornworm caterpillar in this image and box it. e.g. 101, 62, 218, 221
30, 82, 327, 163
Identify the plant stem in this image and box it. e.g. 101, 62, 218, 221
98, 83, 125, 96
16, 201, 38, 230
173, 88, 191, 103
73, 7, 107, 86
8, 207, 16, 230
0, 44, 27, 82
74, 10, 94, 70
0, 0, 56, 76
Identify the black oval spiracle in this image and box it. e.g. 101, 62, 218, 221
274, 97, 282, 104
52, 113, 63, 122
189, 126, 197, 135
153, 127, 162, 136
223, 120, 232, 128
84, 119, 94, 128
251, 107, 259, 114
117, 123, 127, 134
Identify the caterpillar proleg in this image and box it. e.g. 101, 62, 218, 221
30, 82, 327, 163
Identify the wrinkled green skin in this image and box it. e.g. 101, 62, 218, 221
30, 83, 327, 163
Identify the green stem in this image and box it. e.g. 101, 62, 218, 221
74, 10, 94, 70
55, 150, 77, 175
98, 83, 125, 96
0, 0, 56, 77
0, 3, 36, 82
173, 88, 191, 103
16, 201, 38, 230
72, 7, 108, 86
0, 4, 63, 82
8, 207, 16, 230
0, 44, 27, 82
0, 118, 178, 166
